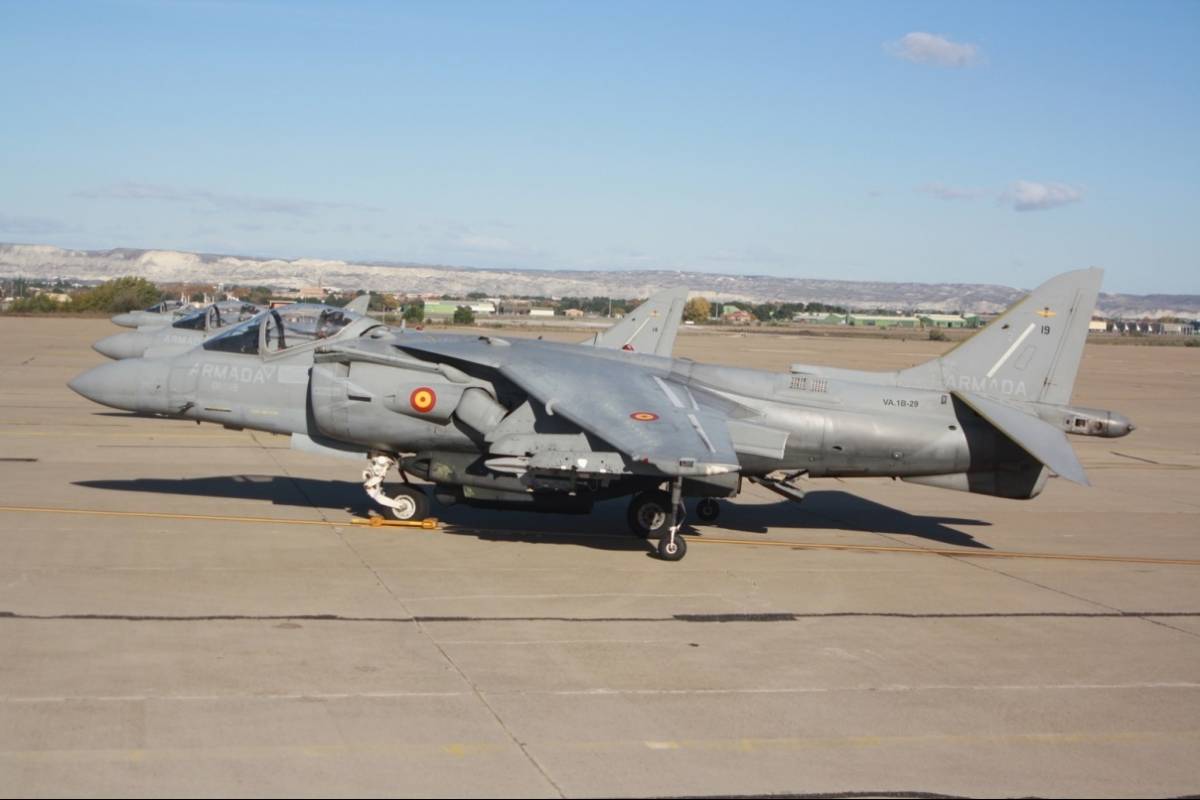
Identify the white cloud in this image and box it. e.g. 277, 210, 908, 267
1003, 180, 1084, 212
887, 32, 980, 68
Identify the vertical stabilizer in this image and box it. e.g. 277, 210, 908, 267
588, 287, 689, 356
344, 294, 371, 315
903, 268, 1102, 404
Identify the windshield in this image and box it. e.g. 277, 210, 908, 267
174, 302, 262, 332
172, 308, 208, 330
202, 315, 262, 354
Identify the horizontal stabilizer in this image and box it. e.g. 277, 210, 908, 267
954, 390, 1089, 486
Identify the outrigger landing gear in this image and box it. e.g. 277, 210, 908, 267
362, 453, 429, 521
655, 477, 688, 562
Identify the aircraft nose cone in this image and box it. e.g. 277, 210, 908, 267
111, 312, 140, 328
69, 361, 139, 410
92, 332, 145, 360
68, 359, 172, 414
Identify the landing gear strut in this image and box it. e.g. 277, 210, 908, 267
627, 481, 689, 560
362, 453, 429, 520
656, 477, 687, 561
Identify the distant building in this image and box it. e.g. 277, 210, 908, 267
499, 299, 532, 315
848, 314, 918, 329
423, 301, 462, 320
563, 308, 585, 318
918, 314, 969, 329
721, 306, 754, 325
529, 307, 555, 318
469, 301, 496, 315
793, 312, 845, 325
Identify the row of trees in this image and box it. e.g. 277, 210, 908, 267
683, 298, 851, 323
6, 277, 163, 314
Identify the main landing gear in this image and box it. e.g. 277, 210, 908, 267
695, 497, 720, 523
627, 479, 689, 561
362, 453, 429, 521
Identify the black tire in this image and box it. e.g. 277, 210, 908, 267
695, 498, 720, 522
657, 532, 687, 561
627, 490, 672, 538
389, 485, 429, 521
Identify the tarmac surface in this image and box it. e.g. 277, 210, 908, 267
1, 317, 1198, 798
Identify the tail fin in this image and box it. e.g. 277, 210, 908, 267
904, 268, 1102, 404
588, 287, 689, 357
344, 293, 371, 315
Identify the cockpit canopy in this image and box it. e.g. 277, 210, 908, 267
202, 304, 364, 355
143, 300, 187, 314
172, 301, 262, 331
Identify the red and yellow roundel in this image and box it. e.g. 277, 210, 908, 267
410, 386, 437, 413
630, 411, 659, 422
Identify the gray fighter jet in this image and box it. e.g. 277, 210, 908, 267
93, 296, 370, 360
111, 299, 192, 328
94, 301, 266, 360
69, 271, 1131, 561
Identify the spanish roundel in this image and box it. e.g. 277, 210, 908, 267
630, 411, 659, 422
410, 386, 437, 413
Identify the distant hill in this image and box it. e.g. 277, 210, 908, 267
2, 243, 1196, 317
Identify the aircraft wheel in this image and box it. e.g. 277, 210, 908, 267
627, 490, 672, 538
695, 498, 720, 522
389, 485, 429, 521
657, 532, 687, 561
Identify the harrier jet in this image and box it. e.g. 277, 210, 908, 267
69, 271, 1130, 561
111, 299, 193, 328
94, 301, 266, 360
92, 296, 369, 360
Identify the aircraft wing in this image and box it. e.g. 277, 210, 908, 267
397, 338, 739, 477
954, 390, 1089, 485
586, 287, 689, 357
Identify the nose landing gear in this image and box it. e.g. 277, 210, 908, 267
362, 453, 429, 520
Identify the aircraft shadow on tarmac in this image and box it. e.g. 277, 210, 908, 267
74, 475, 992, 550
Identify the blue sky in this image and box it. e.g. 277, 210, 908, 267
1, 0, 1197, 293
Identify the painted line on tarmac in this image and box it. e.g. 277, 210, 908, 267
5, 610, 1200, 624
4, 681, 1200, 704
2, 504, 1199, 566
0, 729, 1197, 767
